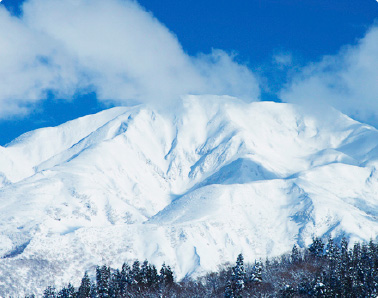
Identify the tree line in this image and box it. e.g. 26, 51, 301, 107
28, 237, 378, 297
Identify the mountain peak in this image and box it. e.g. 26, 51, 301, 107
0, 96, 377, 295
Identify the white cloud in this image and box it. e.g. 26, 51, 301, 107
273, 52, 293, 67
280, 25, 378, 127
0, 0, 260, 118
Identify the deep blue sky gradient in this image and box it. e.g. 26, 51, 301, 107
0, 0, 377, 145
139, 0, 377, 61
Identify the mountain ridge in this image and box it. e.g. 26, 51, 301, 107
0, 95, 377, 295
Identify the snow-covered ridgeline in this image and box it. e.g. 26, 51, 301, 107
0, 95, 377, 295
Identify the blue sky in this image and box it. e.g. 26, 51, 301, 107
0, 0, 377, 144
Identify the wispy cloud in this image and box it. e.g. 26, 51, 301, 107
273, 52, 293, 68
0, 0, 260, 118
280, 25, 378, 127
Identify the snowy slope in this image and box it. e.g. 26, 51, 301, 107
0, 95, 377, 295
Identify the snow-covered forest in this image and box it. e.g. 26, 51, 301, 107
34, 237, 378, 297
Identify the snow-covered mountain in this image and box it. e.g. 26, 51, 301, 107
0, 95, 377, 295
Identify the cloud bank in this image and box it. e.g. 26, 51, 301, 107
1, 0, 377, 127
0, 0, 260, 118
280, 25, 378, 127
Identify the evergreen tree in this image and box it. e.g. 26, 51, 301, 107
120, 262, 131, 293
43, 286, 56, 298
109, 269, 122, 297
324, 236, 340, 295
340, 237, 352, 296
309, 237, 324, 258
140, 260, 149, 285
360, 242, 371, 296
90, 281, 98, 298
165, 265, 174, 285
57, 283, 75, 298
67, 284, 75, 297
351, 242, 365, 296
290, 244, 301, 263
147, 264, 159, 286
368, 240, 378, 295
231, 253, 245, 297
224, 280, 234, 298
251, 260, 263, 283
159, 263, 174, 286
159, 263, 165, 282
131, 260, 141, 285
325, 236, 339, 262
96, 265, 110, 297
78, 271, 91, 298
